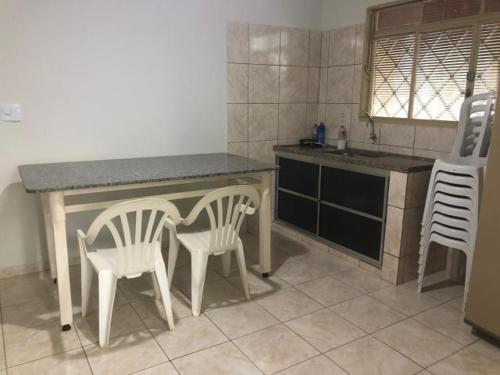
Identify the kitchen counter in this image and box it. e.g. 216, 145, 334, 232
273, 145, 434, 173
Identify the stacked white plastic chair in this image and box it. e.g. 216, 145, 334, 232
78, 198, 181, 348
167, 185, 260, 316
417, 92, 496, 310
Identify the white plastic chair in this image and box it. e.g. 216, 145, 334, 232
77, 198, 181, 347
417, 92, 496, 309
167, 185, 260, 316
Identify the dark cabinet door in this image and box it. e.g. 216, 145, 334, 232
319, 204, 382, 262
278, 157, 319, 198
277, 190, 317, 234
321, 166, 386, 217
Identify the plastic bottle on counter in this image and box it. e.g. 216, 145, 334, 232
316, 122, 325, 146
337, 125, 347, 150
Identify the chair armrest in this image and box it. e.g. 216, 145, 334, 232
77, 229, 89, 256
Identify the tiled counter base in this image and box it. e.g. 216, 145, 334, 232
264, 168, 449, 285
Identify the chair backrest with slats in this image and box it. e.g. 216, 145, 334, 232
451, 92, 496, 160
182, 185, 260, 255
84, 198, 181, 276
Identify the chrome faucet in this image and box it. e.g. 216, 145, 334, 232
361, 111, 377, 144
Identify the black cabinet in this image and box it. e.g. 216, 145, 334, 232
275, 155, 388, 265
321, 166, 386, 217
319, 204, 383, 261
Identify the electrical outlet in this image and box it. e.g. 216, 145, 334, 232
0, 103, 22, 122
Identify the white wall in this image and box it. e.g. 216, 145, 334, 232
321, 0, 389, 29
0, 0, 322, 274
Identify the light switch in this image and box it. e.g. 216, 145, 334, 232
0, 103, 22, 122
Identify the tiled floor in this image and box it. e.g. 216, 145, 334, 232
1, 231, 500, 374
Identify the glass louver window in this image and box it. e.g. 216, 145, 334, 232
474, 22, 500, 95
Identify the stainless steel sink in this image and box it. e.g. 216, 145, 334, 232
327, 149, 388, 158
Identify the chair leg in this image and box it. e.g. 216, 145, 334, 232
154, 262, 175, 330
191, 252, 209, 317
235, 242, 250, 300
417, 240, 430, 293
98, 271, 117, 348
81, 257, 93, 317
167, 234, 180, 287
221, 252, 232, 277
464, 254, 473, 312
151, 273, 161, 300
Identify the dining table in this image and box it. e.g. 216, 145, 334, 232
18, 152, 278, 331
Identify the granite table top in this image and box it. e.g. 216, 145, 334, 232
18, 153, 278, 193
274, 145, 435, 173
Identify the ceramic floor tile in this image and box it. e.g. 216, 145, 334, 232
369, 286, 441, 316
286, 309, 365, 352
130, 288, 192, 327
413, 304, 477, 346
300, 252, 355, 274
274, 260, 327, 285
227, 267, 289, 298
196, 279, 246, 313
173, 342, 261, 375
134, 362, 179, 375
326, 336, 422, 375
0, 271, 58, 307
446, 296, 464, 312
331, 295, 407, 333
205, 301, 279, 339
84, 330, 167, 375
234, 324, 319, 375
7, 348, 92, 375
277, 355, 347, 374
133, 362, 178, 374
74, 303, 146, 345
373, 319, 462, 367
334, 268, 391, 293
295, 276, 363, 307
0, 331, 4, 370
428, 348, 500, 375
468, 339, 500, 363
403, 276, 464, 303
4, 317, 81, 367
152, 315, 227, 359
256, 287, 323, 321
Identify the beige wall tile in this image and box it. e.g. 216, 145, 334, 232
307, 67, 320, 103
329, 26, 356, 66
249, 104, 278, 141
350, 104, 380, 143
280, 66, 308, 103
381, 253, 399, 285
379, 123, 415, 148
348, 141, 380, 151
414, 125, 457, 152
226, 21, 249, 63
309, 31, 322, 67
352, 64, 362, 104
249, 140, 276, 163
227, 64, 248, 103
388, 172, 408, 209
399, 252, 419, 284
319, 68, 328, 103
249, 24, 280, 65
384, 206, 404, 257
380, 145, 413, 155
307, 103, 319, 127
249, 65, 279, 103
227, 141, 248, 157
318, 103, 327, 123
327, 66, 354, 103
413, 148, 448, 159
320, 31, 330, 67
326, 104, 351, 139
406, 170, 431, 208
227, 104, 248, 142
401, 207, 424, 257
280, 27, 309, 66
355, 24, 365, 64
278, 103, 308, 139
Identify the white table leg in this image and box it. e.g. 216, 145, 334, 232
40, 194, 57, 281
259, 172, 272, 277
48, 191, 73, 331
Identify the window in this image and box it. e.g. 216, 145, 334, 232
363, 0, 500, 123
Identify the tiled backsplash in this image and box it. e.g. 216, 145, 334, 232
226, 21, 459, 161
226, 22, 321, 163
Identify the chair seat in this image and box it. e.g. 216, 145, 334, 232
177, 230, 239, 254
87, 242, 162, 275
